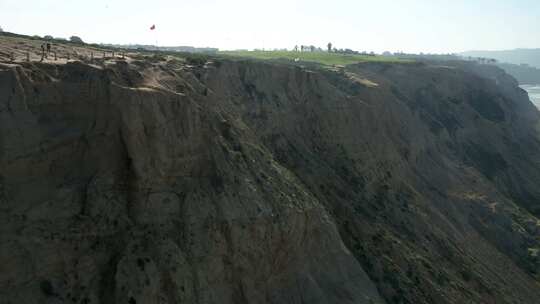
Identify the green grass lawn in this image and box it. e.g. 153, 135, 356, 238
219, 50, 413, 66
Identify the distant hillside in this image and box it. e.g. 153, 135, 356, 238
496, 63, 540, 84
390, 53, 540, 85
462, 49, 540, 68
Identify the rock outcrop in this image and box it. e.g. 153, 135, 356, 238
1, 52, 540, 304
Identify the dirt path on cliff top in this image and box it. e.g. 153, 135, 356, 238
0, 33, 139, 64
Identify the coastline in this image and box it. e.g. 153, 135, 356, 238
520, 84, 540, 108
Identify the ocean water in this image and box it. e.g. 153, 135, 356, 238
520, 85, 540, 108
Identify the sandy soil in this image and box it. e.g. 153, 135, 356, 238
0, 34, 134, 64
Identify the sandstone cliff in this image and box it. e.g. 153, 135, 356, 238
1, 43, 540, 303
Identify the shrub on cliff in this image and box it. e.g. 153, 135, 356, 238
70, 36, 84, 44
185, 53, 208, 66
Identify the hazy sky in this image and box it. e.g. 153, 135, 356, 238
1, 0, 539, 53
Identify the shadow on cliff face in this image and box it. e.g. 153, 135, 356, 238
203, 60, 540, 303
467, 90, 505, 122
464, 143, 508, 179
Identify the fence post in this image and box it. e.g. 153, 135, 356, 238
91, 52, 93, 61
54, 52, 57, 61
67, 53, 70, 60
26, 52, 30, 62
103, 51, 106, 58
112, 51, 115, 57
122, 52, 125, 59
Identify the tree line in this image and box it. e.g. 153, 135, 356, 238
292, 42, 376, 56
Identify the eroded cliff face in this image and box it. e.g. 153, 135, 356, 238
1, 55, 539, 304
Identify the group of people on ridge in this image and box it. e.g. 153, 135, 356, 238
40, 42, 52, 61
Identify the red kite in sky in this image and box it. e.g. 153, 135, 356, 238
150, 24, 156, 30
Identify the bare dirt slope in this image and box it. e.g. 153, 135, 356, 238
1, 34, 540, 304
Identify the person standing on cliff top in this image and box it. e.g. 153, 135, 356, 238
40, 44, 46, 61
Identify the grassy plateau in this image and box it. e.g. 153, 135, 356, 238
219, 50, 413, 66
